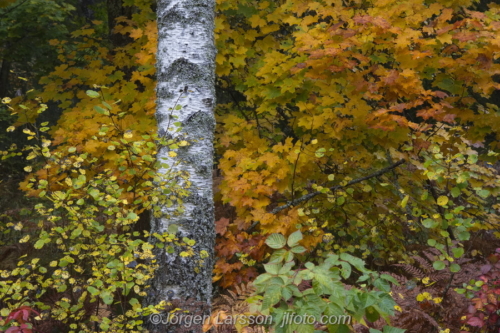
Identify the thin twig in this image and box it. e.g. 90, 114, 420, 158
247, 159, 406, 231
272, 159, 405, 214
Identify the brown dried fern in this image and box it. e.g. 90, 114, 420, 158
380, 245, 485, 333
208, 283, 268, 333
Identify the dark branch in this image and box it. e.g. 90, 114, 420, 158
247, 159, 406, 231
272, 159, 406, 213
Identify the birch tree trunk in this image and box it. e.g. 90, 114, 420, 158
145, 0, 216, 331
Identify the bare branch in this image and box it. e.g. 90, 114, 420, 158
272, 159, 406, 213
247, 159, 406, 231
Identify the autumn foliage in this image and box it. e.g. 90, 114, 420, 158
0, 0, 500, 332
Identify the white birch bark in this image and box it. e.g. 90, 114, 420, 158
145, 0, 216, 331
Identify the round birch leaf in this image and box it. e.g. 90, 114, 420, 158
450, 263, 461, 273
433, 261, 445, 270
437, 196, 449, 206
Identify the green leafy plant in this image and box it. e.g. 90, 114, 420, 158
251, 230, 402, 333
0, 92, 195, 332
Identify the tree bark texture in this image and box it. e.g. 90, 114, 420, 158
145, 0, 216, 332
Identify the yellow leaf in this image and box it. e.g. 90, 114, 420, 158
6, 126, 15, 132
19, 235, 30, 243
168, 151, 177, 157
400, 195, 409, 208
24, 166, 32, 172
249, 15, 266, 28
23, 128, 35, 135
437, 196, 448, 206
65, 178, 73, 187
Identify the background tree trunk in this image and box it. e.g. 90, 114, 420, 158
106, 0, 133, 47
144, 0, 216, 332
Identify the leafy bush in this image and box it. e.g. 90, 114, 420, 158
0, 92, 194, 332
251, 231, 401, 333
462, 248, 500, 332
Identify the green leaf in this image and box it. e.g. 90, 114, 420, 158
126, 212, 138, 221
467, 154, 478, 164
477, 189, 490, 198
373, 278, 391, 292
458, 231, 470, 241
279, 261, 295, 274
101, 291, 114, 305
88, 286, 99, 295
71, 228, 82, 238
94, 105, 109, 115
340, 262, 351, 279
435, 76, 462, 94
315, 147, 326, 157
264, 262, 281, 275
400, 195, 409, 208
253, 273, 273, 286
266, 233, 286, 249
291, 245, 306, 254
34, 239, 45, 249
261, 284, 282, 311
450, 187, 461, 198
432, 261, 445, 270
269, 249, 288, 263
422, 219, 438, 228
380, 274, 399, 285
450, 263, 461, 273
382, 326, 407, 333
339, 253, 366, 272
100, 321, 110, 331
365, 306, 380, 322
287, 230, 303, 247
89, 188, 100, 199
168, 224, 179, 234
86, 90, 100, 98
452, 247, 464, 258
102, 101, 113, 110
